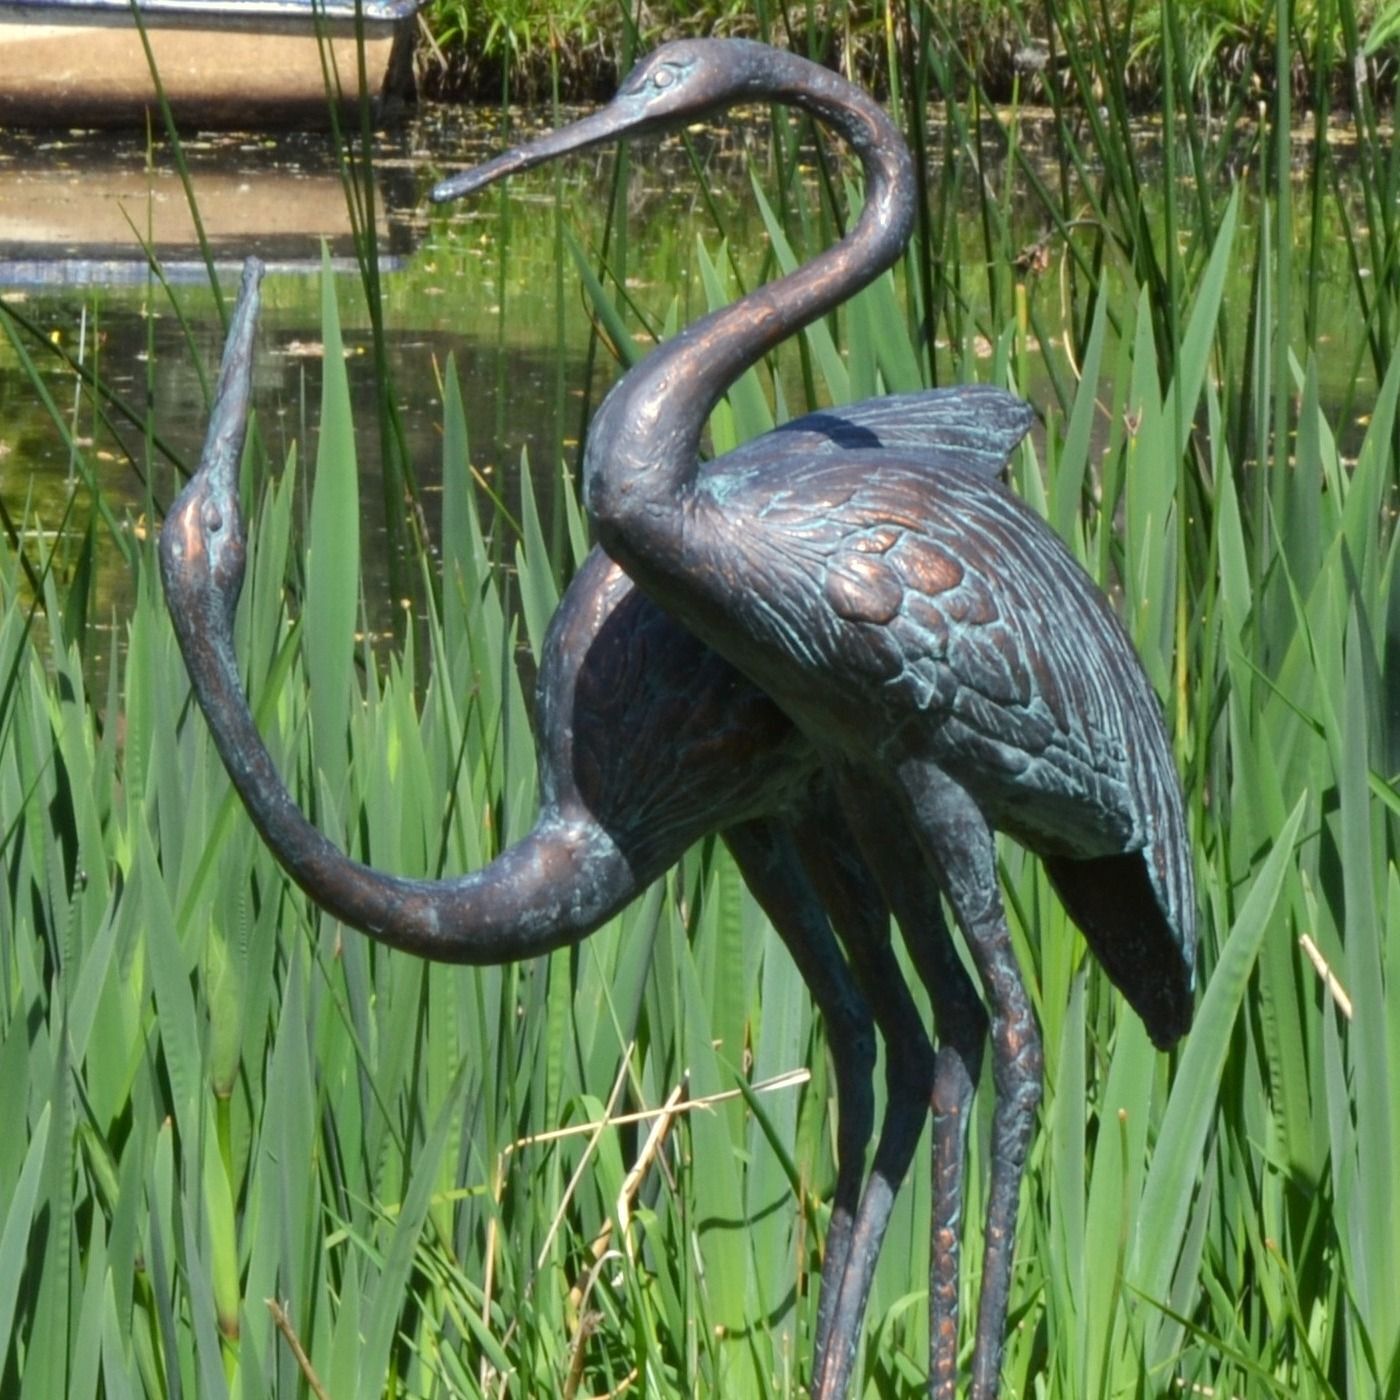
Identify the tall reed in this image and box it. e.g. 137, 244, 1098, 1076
1, 6, 1396, 1396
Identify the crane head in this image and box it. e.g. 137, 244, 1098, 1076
431, 39, 794, 205
159, 258, 262, 632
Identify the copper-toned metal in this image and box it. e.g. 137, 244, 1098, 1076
161, 259, 1035, 1396
434, 36, 1196, 1400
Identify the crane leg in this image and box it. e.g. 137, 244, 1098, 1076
862, 827, 987, 1400
913, 939, 985, 1400
722, 818, 878, 1372
891, 759, 1042, 1400
824, 774, 989, 1398
788, 802, 937, 1400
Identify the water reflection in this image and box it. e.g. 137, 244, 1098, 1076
0, 108, 616, 654
0, 121, 427, 244
0, 103, 1379, 664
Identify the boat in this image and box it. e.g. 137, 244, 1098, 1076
0, 0, 420, 129
0, 118, 419, 285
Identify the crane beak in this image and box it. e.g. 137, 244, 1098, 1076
159, 256, 262, 606
430, 102, 647, 204
197, 258, 263, 497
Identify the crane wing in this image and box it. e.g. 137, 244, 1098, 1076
721, 384, 1033, 481
693, 451, 1196, 1044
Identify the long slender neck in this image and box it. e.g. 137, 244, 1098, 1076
168, 578, 634, 965
584, 58, 915, 545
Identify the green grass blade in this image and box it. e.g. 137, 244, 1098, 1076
303, 248, 360, 801
0, 1106, 51, 1375
358, 1053, 473, 1397
1132, 795, 1306, 1311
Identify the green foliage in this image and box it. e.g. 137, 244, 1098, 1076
425, 0, 599, 60
418, 0, 1400, 105
3, 9, 1400, 1398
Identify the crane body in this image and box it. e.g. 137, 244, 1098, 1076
433, 36, 1197, 1399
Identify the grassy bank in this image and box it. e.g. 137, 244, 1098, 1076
418, 0, 1400, 108
2, 10, 1399, 1400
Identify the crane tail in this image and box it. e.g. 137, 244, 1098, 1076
1042, 849, 1194, 1050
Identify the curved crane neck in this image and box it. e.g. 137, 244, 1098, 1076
584, 58, 915, 557
164, 557, 630, 964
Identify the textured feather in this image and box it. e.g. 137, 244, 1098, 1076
720, 385, 1034, 481
679, 448, 1196, 1024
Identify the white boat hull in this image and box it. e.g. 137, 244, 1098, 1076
0, 0, 417, 127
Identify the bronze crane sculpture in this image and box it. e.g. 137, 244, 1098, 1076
160, 260, 1036, 1396
433, 36, 1197, 1400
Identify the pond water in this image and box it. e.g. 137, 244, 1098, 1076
0, 103, 1376, 664
2, 105, 819, 656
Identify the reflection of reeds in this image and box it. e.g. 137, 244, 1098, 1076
2, 9, 1399, 1396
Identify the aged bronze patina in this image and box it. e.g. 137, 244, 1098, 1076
432, 37, 1196, 1400
160, 259, 1039, 1394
